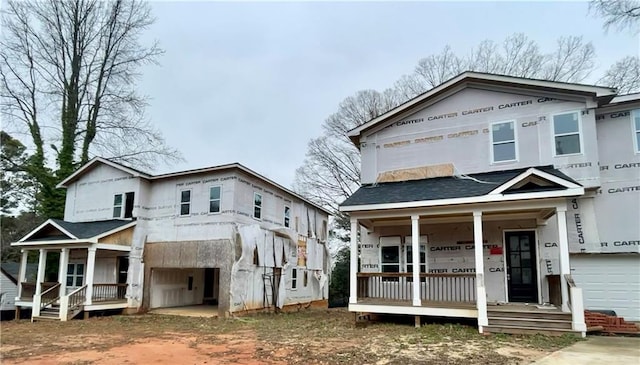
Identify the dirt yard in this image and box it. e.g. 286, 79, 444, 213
0, 308, 579, 365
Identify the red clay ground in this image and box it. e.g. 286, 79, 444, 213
0, 308, 580, 365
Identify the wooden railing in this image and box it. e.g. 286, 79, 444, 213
356, 272, 476, 303
20, 282, 36, 299
68, 285, 87, 311
40, 282, 61, 310
92, 283, 127, 302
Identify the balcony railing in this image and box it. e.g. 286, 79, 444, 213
92, 283, 127, 302
357, 272, 476, 303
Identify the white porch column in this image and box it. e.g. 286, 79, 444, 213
58, 248, 69, 295
411, 215, 421, 306
556, 205, 570, 312
17, 250, 28, 299
349, 218, 358, 304
35, 249, 47, 296
85, 247, 97, 305
473, 211, 488, 330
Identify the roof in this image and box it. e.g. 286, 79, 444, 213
597, 92, 640, 111
57, 158, 332, 216
1, 262, 38, 284
340, 166, 579, 208
50, 219, 133, 239
347, 71, 618, 146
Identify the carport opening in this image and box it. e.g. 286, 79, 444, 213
150, 268, 220, 310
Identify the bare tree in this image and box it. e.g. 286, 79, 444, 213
598, 56, 640, 93
0, 0, 181, 218
591, 0, 640, 33
294, 33, 637, 245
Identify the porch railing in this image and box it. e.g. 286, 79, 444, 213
68, 285, 87, 312
40, 282, 61, 310
564, 274, 586, 334
20, 281, 58, 300
92, 283, 127, 302
356, 273, 476, 303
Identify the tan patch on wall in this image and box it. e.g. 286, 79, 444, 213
98, 227, 133, 246
376, 163, 454, 183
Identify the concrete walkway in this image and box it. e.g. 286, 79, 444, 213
532, 336, 640, 364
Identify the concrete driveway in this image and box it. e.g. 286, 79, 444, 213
532, 336, 640, 364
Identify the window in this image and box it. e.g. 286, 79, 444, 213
253, 192, 262, 219
291, 268, 297, 289
406, 245, 427, 282
113, 194, 123, 218
553, 112, 581, 155
381, 245, 400, 282
66, 263, 84, 287
284, 206, 291, 227
180, 190, 191, 216
634, 110, 640, 153
113, 192, 135, 218
491, 121, 516, 162
303, 271, 308, 287
209, 186, 221, 213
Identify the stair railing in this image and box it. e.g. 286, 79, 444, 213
39, 282, 61, 312
60, 284, 87, 321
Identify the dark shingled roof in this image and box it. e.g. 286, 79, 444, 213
340, 166, 578, 207
51, 219, 133, 239
1, 262, 38, 283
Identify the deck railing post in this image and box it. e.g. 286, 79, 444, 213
85, 247, 97, 306
58, 248, 69, 296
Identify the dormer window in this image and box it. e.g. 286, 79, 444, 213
113, 192, 134, 219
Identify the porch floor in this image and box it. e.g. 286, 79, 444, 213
356, 298, 476, 310
149, 305, 219, 318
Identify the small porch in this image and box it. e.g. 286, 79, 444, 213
341, 167, 588, 336
12, 219, 135, 321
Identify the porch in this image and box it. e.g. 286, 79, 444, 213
11, 219, 135, 321
340, 167, 589, 336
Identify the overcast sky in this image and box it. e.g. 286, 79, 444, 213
139, 1, 638, 188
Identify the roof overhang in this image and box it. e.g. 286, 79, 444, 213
13, 219, 137, 248
57, 157, 151, 188
347, 71, 618, 146
18, 219, 78, 242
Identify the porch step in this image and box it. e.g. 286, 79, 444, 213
488, 309, 571, 321
484, 325, 578, 336
488, 317, 572, 330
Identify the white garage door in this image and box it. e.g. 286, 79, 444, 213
571, 255, 640, 321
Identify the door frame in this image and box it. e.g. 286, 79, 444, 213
502, 229, 541, 304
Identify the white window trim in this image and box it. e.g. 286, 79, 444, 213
179, 189, 192, 217
632, 109, 640, 154
489, 120, 518, 164
113, 193, 124, 218
405, 243, 427, 274
253, 192, 262, 220
284, 205, 291, 228
66, 261, 86, 288
378, 237, 401, 273
208, 185, 222, 214
552, 110, 584, 157
291, 267, 298, 290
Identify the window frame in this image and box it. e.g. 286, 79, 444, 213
405, 243, 427, 282
490, 120, 518, 163
284, 205, 291, 228
633, 109, 640, 154
379, 237, 401, 282
179, 189, 192, 217
253, 192, 262, 220
552, 110, 583, 157
208, 185, 222, 214
66, 262, 85, 288
291, 267, 298, 290
112, 193, 124, 218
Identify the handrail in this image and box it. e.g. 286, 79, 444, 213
357, 272, 476, 278
92, 283, 127, 302
67, 285, 87, 311
564, 274, 576, 288
39, 282, 61, 310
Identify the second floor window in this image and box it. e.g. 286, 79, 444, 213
253, 192, 262, 219
180, 190, 191, 216
113, 192, 134, 218
209, 186, 221, 213
491, 121, 516, 162
284, 206, 291, 228
634, 109, 640, 153
553, 112, 581, 155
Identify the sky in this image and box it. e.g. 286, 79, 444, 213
139, 1, 639, 188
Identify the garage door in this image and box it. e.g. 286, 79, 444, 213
571, 255, 640, 321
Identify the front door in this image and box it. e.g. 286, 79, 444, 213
505, 231, 538, 303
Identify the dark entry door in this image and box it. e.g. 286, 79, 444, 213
505, 231, 538, 303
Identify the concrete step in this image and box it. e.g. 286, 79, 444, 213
484, 325, 578, 336
488, 317, 572, 330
